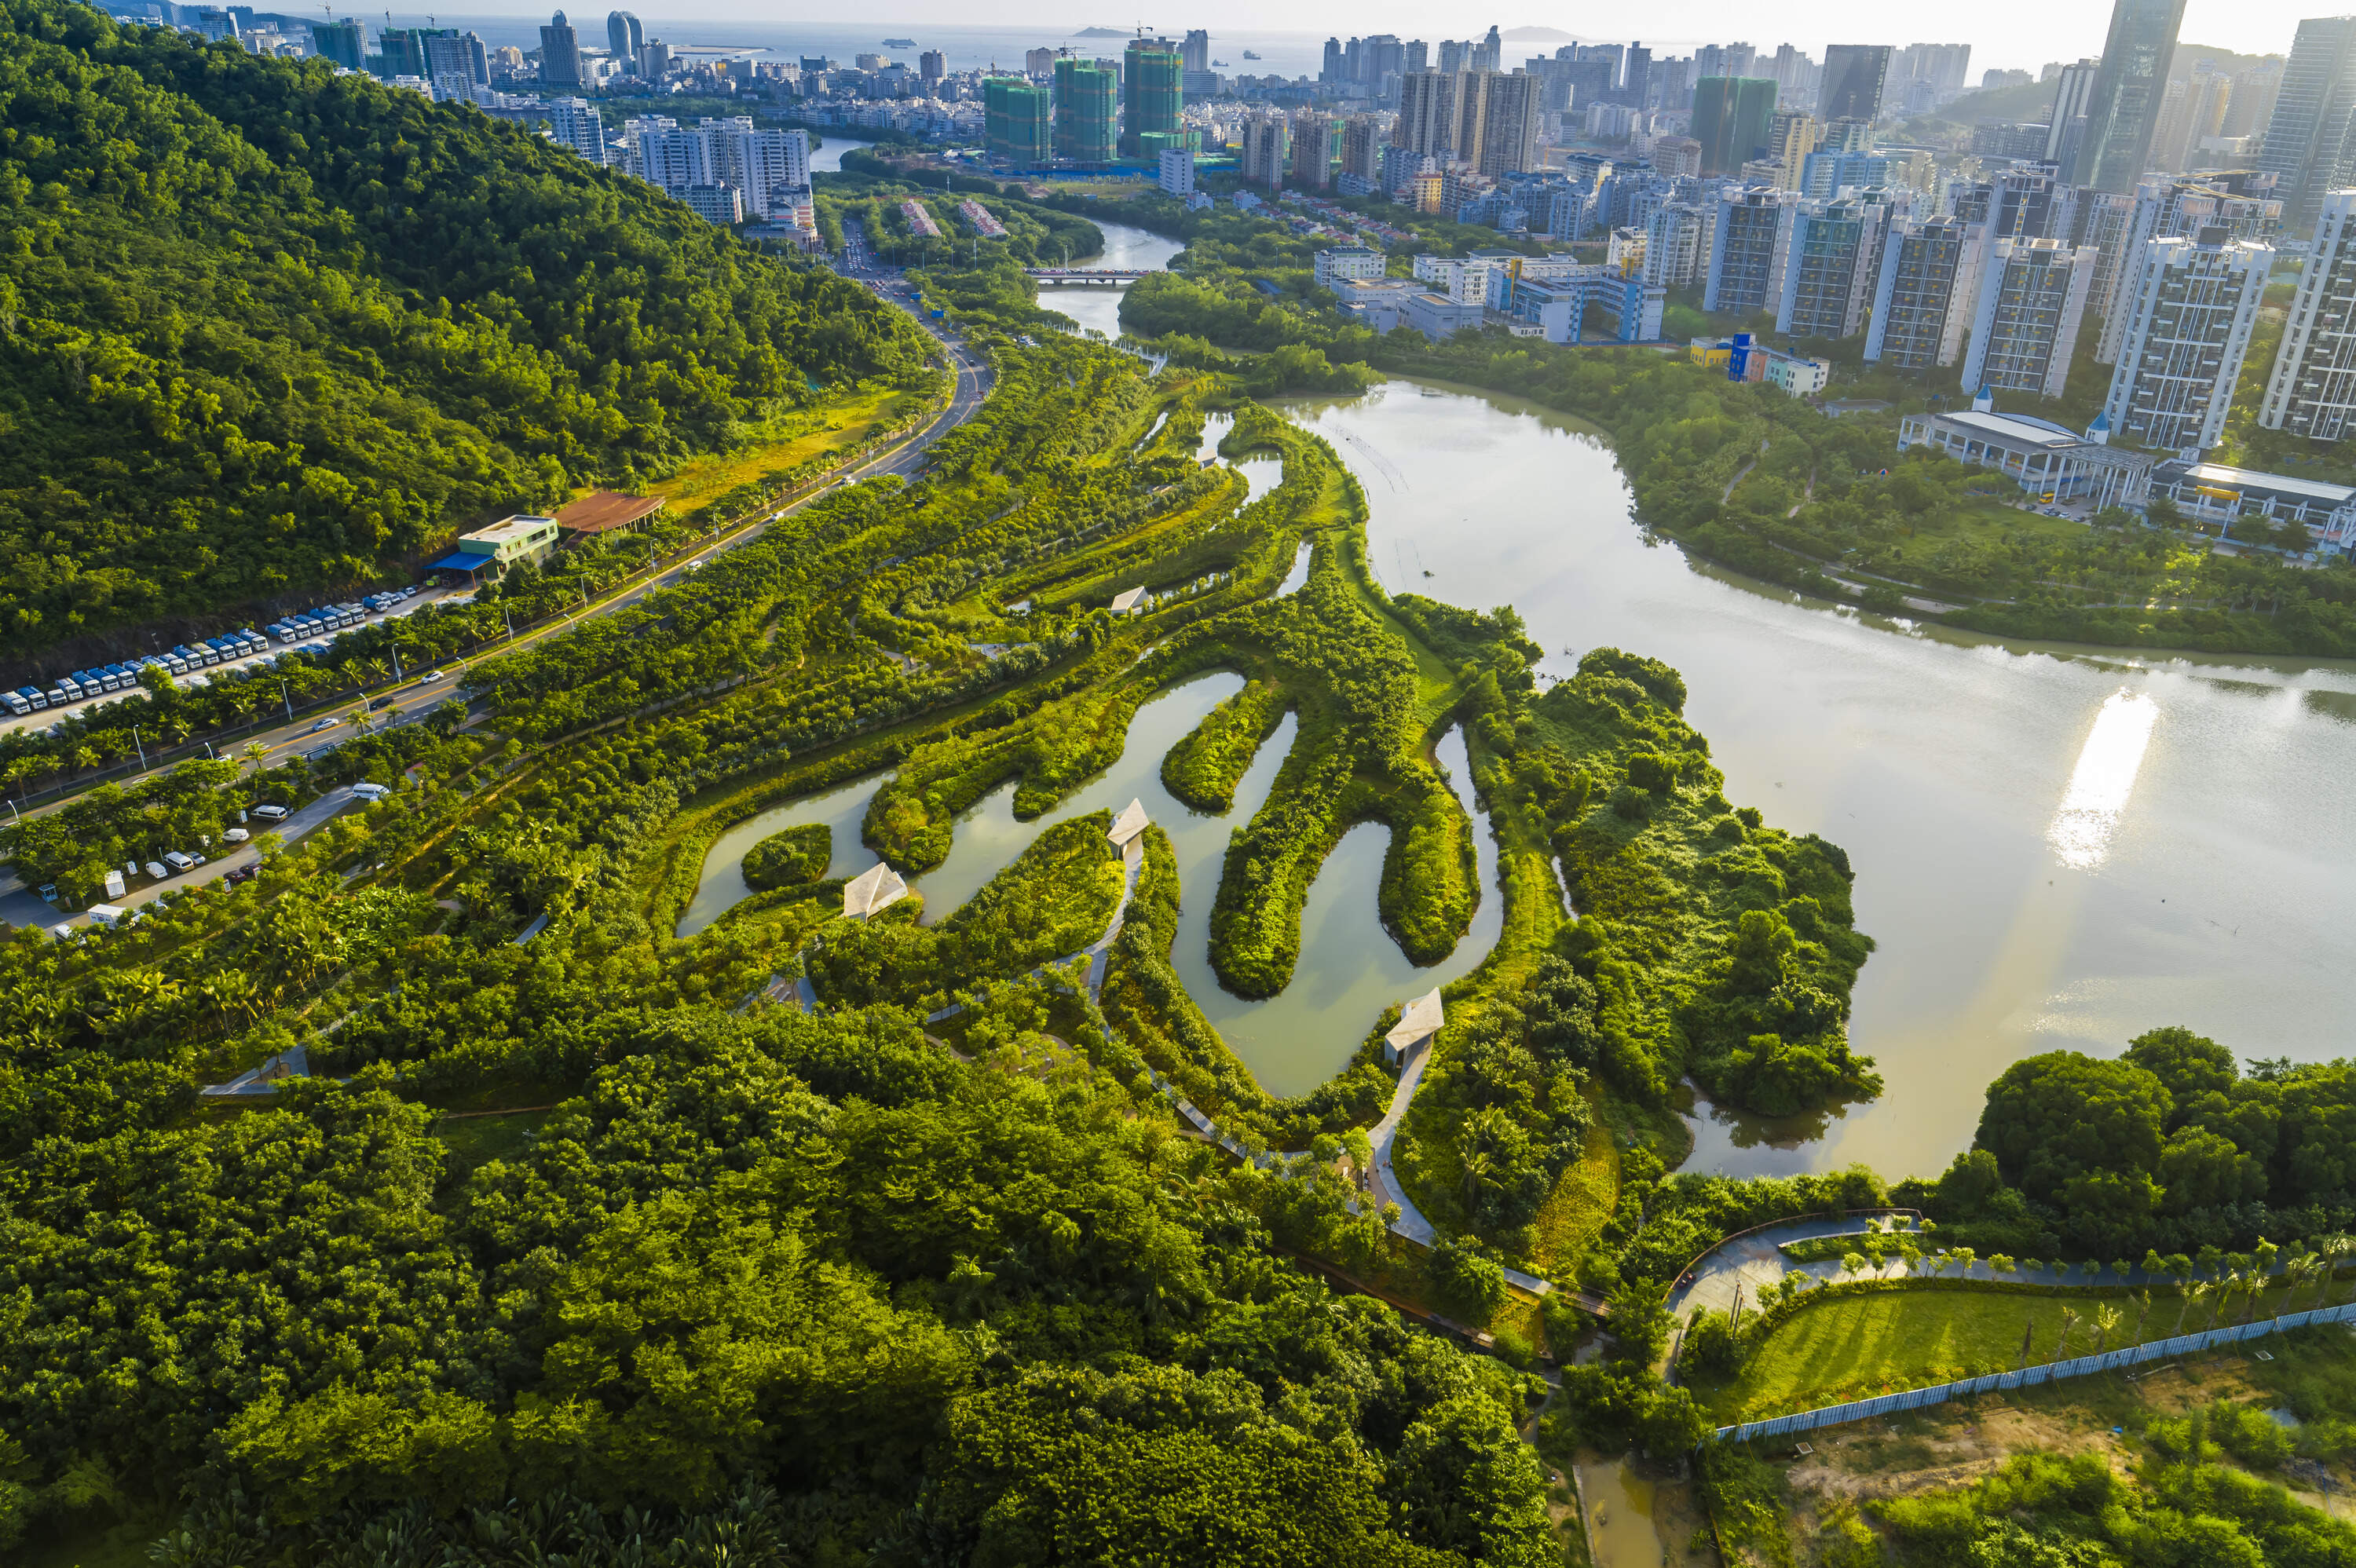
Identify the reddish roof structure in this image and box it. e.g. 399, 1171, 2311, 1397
555, 491, 667, 535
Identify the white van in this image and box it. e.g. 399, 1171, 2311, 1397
145, 861, 167, 880
163, 850, 198, 873
252, 803, 291, 821
350, 781, 392, 801
87, 904, 130, 928
222, 827, 251, 844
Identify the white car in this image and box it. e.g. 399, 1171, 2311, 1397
310, 716, 342, 732
416, 670, 445, 685
145, 861, 168, 879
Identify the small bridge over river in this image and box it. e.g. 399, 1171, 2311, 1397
1023, 268, 1157, 285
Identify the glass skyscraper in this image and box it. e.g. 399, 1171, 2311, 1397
2069, 0, 2189, 193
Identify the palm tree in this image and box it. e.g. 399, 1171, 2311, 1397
2052, 1306, 2080, 1364
2319, 1236, 2351, 1308
2131, 1290, 2153, 1346
243, 741, 270, 778
2175, 1280, 2208, 1337
2211, 1274, 2237, 1332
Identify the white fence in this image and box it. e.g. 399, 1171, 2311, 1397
1714, 1299, 2356, 1444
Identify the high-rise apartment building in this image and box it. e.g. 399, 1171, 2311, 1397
2094, 173, 2285, 361
537, 97, 608, 163
1290, 110, 1335, 189
1864, 215, 1974, 367
1691, 77, 1778, 176
1476, 71, 1540, 176
538, 9, 582, 86
1022, 46, 1056, 76
2069, 0, 2189, 192
920, 49, 945, 87
1644, 202, 1714, 289
2259, 17, 2356, 227
1764, 111, 1820, 189
605, 10, 641, 64
1392, 70, 1458, 159
1817, 45, 1892, 122
1960, 238, 2100, 400
1471, 25, 1502, 75
1703, 187, 1801, 317
2262, 188, 2356, 440
2149, 63, 2233, 174
423, 31, 488, 93
1777, 196, 1887, 338
985, 75, 1052, 164
1341, 115, 1385, 185
2103, 228, 2271, 450
1054, 57, 1117, 163
1240, 111, 1288, 191
1181, 30, 1209, 73
2046, 58, 2102, 171
309, 16, 364, 70
1121, 38, 1182, 156
2072, 188, 2144, 338
719, 126, 811, 222
2222, 59, 2283, 139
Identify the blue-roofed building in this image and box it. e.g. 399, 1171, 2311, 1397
430, 515, 560, 583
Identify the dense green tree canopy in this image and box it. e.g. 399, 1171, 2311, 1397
0, 0, 918, 663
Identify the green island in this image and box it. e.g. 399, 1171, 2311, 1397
1, 9, 2354, 1566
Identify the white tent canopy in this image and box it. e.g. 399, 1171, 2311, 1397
1110, 587, 1146, 614
843, 862, 909, 919
1384, 987, 1444, 1063
1108, 798, 1151, 846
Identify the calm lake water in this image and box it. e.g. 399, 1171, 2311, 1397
681, 412, 1508, 1098
1047, 221, 1182, 342
1282, 380, 2356, 1180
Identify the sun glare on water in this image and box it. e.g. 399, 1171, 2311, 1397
2046, 689, 2160, 871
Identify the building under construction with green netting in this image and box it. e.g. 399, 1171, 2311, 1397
1054, 55, 1117, 163
1121, 37, 1181, 157
984, 74, 1051, 165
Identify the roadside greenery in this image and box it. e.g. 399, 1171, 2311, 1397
0, 0, 924, 667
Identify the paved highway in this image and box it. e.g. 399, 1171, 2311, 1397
1, 276, 992, 920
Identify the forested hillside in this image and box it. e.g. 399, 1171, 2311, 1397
0, 0, 918, 664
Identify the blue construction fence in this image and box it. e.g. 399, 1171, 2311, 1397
1714, 1299, 2356, 1445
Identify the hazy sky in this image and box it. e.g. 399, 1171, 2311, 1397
446, 1, 2303, 72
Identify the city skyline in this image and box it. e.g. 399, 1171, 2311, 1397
357, 4, 2305, 77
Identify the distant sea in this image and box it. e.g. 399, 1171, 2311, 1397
418, 15, 1333, 77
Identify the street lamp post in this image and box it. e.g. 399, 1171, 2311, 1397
131, 726, 148, 773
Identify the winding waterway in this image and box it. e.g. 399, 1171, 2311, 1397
1280, 379, 2356, 1179
680, 674, 1505, 1098
730, 214, 2356, 1177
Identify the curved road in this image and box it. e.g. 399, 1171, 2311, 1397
2, 282, 991, 928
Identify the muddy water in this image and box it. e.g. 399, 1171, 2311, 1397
1279, 379, 2356, 1179
1576, 1453, 1672, 1568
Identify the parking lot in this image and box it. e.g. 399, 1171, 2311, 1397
0, 580, 466, 740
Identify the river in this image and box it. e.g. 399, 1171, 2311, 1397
1280, 379, 2356, 1179
707, 216, 2356, 1179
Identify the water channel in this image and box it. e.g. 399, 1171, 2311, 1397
744, 214, 2356, 1176
1279, 379, 2356, 1179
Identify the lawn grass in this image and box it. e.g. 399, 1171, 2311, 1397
1692, 1280, 2332, 1424
646, 386, 905, 509
432, 1108, 553, 1176
1530, 1090, 1619, 1274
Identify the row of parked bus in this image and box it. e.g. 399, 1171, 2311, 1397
4, 587, 424, 718
5, 629, 275, 717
